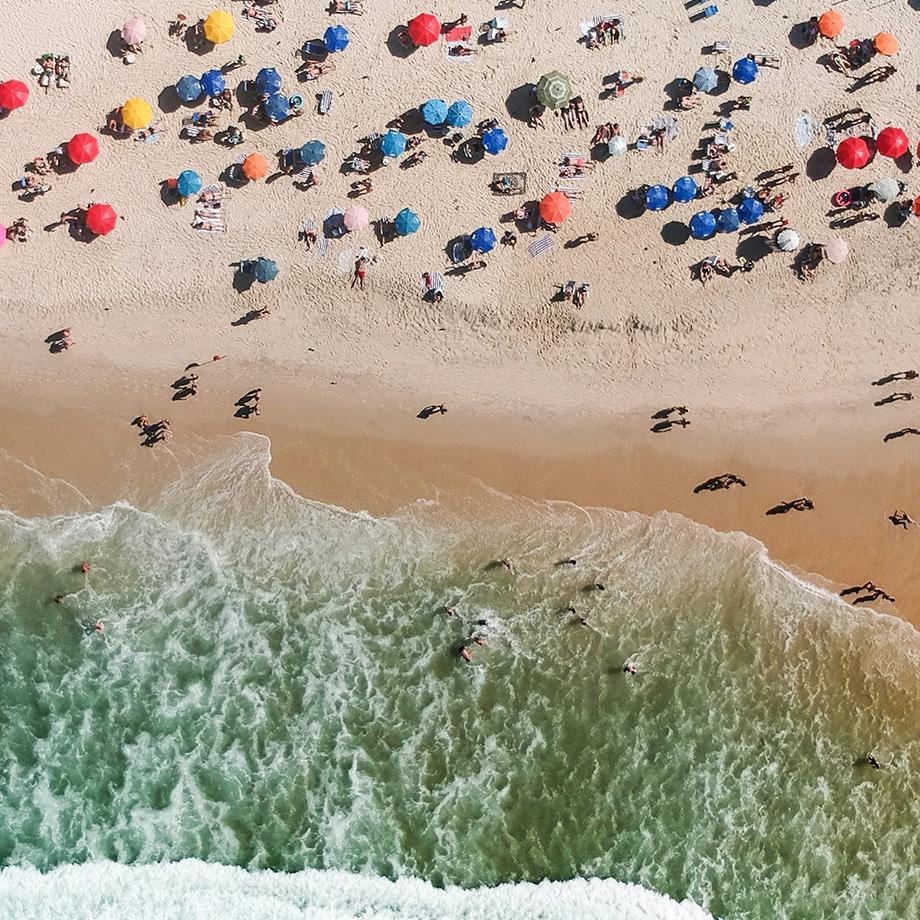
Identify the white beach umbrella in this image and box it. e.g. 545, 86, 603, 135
607, 136, 627, 156
776, 229, 800, 252
825, 238, 849, 264
870, 177, 900, 203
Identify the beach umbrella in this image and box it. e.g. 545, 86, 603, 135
870, 177, 900, 203
121, 16, 146, 45
731, 58, 758, 85
470, 227, 496, 253
263, 93, 290, 122
877, 126, 908, 160
343, 205, 369, 231
395, 207, 421, 236
672, 176, 698, 204
817, 10, 844, 39
536, 71, 573, 110
407, 13, 441, 47
121, 96, 152, 129
299, 140, 326, 165
692, 67, 718, 93
539, 191, 572, 224
689, 211, 717, 240
607, 135, 627, 156
737, 196, 764, 225
176, 75, 203, 103
85, 203, 117, 236
874, 32, 898, 56
825, 238, 849, 264
0, 225, 5, 247
645, 184, 671, 212
716, 207, 740, 232
203, 9, 235, 44
242, 153, 269, 180
200, 69, 226, 97
0, 79, 29, 110
776, 229, 800, 252
177, 170, 202, 198
421, 98, 448, 126
255, 67, 282, 94
67, 133, 99, 165
380, 130, 407, 158
836, 136, 870, 169
446, 100, 472, 128
482, 127, 508, 155
324, 24, 350, 53
252, 257, 278, 283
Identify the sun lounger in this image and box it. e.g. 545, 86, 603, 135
318, 89, 332, 114
527, 233, 554, 258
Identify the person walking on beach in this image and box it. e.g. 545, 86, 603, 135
889, 510, 917, 529
352, 255, 368, 290
417, 404, 447, 419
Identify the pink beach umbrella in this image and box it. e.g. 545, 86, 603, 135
121, 16, 146, 45
0, 225, 6, 247
343, 205, 369, 231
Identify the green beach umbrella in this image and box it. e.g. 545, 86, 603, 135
536, 71, 573, 110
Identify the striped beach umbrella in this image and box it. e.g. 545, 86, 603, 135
536, 71, 572, 110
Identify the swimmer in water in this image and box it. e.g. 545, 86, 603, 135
555, 558, 577, 567
472, 634, 487, 647
623, 661, 638, 674
458, 645, 472, 662
83, 620, 104, 636
79, 562, 91, 574
500, 558, 515, 573
53, 594, 65, 604
444, 606, 457, 617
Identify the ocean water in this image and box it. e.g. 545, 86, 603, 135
1, 434, 919, 919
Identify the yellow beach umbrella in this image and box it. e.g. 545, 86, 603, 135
122, 96, 152, 129
204, 10, 235, 44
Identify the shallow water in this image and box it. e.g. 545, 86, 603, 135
1, 434, 918, 919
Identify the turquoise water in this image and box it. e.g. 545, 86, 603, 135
1, 434, 919, 919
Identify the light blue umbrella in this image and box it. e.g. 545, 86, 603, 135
737, 196, 764, 225
645, 184, 671, 211
200, 69, 226, 97
255, 67, 282, 94
446, 100, 472, 128
394, 208, 420, 236
176, 169, 202, 197
380, 130, 407, 158
481, 127, 508, 155
692, 67, 718, 93
689, 211, 717, 240
299, 140, 326, 165
732, 58, 758, 85
672, 176, 698, 203
324, 24, 349, 52
716, 207, 741, 233
263, 93, 290, 122
470, 227, 496, 253
421, 98, 448, 126
176, 75, 203, 103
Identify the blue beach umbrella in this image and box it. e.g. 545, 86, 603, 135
446, 100, 472, 128
324, 24, 350, 52
692, 66, 718, 93
481, 127, 508, 155
421, 98, 448, 126
394, 208, 420, 236
299, 140, 326, 165
255, 67, 282, 94
689, 210, 717, 240
200, 69, 226, 97
732, 58, 758, 85
380, 130, 407, 158
470, 227, 496, 253
177, 169, 202, 197
176, 74, 203, 103
716, 207, 741, 233
252, 257, 278, 283
672, 176, 698, 204
645, 184, 671, 211
737, 196, 764, 225
263, 93, 290, 122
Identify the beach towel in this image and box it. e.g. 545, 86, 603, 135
491, 171, 527, 195
794, 112, 813, 149
580, 14, 625, 39
648, 114, 680, 141
443, 25, 472, 42
314, 236, 330, 258
528, 234, 554, 258
318, 89, 332, 115
555, 184, 585, 200
420, 271, 444, 294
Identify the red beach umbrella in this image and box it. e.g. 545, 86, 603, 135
836, 136, 870, 169
0, 79, 29, 110
85, 203, 117, 236
876, 126, 908, 160
407, 13, 441, 47
67, 133, 100, 165
539, 191, 572, 224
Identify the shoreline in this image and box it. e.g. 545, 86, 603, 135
3, 356, 919, 628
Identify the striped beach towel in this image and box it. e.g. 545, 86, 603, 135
420, 271, 444, 294
555, 184, 585, 200
528, 234, 554, 258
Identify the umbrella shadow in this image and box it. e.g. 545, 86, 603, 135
615, 192, 645, 220
451, 137, 484, 164
787, 22, 816, 51
590, 142, 610, 163
157, 85, 184, 115
893, 151, 913, 175
323, 213, 347, 239
661, 221, 690, 246
446, 234, 472, 264
392, 107, 426, 135
505, 84, 536, 123
158, 180, 180, 206
662, 78, 688, 111
230, 262, 257, 293
806, 147, 836, 181
736, 234, 772, 262
219, 165, 248, 189
883, 202, 907, 229
386, 26, 416, 59
301, 40, 330, 63
106, 29, 126, 59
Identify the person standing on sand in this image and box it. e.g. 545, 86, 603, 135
352, 255, 368, 290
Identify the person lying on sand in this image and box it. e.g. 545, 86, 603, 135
872, 370, 918, 386
693, 473, 746, 493
417, 404, 447, 419
874, 392, 912, 406
765, 498, 814, 515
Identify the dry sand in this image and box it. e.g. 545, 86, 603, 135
3, 2, 920, 623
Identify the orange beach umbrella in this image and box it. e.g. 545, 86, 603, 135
539, 191, 572, 224
874, 32, 898, 56
204, 10, 235, 44
121, 96, 152, 129
817, 10, 844, 39
242, 153, 268, 180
